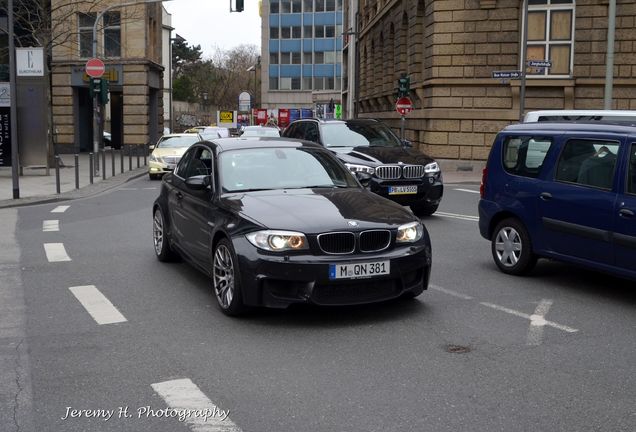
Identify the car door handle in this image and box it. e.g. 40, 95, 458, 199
619, 208, 634, 218
539, 192, 552, 201
175, 191, 183, 200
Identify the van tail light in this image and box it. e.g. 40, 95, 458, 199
480, 167, 488, 198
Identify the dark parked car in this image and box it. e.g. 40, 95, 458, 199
479, 122, 636, 281
152, 137, 432, 315
282, 118, 443, 216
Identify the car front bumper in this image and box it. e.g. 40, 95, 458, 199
232, 237, 432, 309
369, 173, 443, 206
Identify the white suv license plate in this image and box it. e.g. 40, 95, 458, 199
388, 185, 417, 195
329, 261, 390, 280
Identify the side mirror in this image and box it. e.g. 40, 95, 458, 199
354, 171, 373, 187
401, 139, 412, 148
149, 145, 155, 150
185, 175, 211, 190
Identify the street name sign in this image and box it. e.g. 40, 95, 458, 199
492, 70, 523, 79
528, 60, 552, 68
85, 58, 105, 78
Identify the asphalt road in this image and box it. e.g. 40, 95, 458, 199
1, 179, 635, 432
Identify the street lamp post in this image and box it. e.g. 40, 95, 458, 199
91, 0, 169, 175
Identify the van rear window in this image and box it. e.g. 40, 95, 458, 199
503, 136, 552, 178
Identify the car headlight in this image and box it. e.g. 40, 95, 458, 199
396, 221, 424, 243
150, 154, 163, 164
345, 163, 375, 175
424, 161, 440, 174
245, 230, 308, 252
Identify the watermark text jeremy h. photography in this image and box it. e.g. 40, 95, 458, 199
60, 405, 230, 422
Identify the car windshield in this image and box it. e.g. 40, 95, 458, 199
156, 135, 199, 148
219, 147, 359, 192
321, 122, 403, 148
241, 127, 280, 137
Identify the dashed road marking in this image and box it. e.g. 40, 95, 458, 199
43, 243, 71, 262
527, 299, 553, 345
435, 211, 479, 221
480, 301, 578, 333
430, 284, 473, 300
142, 187, 157, 190
68, 285, 127, 325
42, 220, 60, 232
453, 188, 480, 194
51, 205, 70, 213
151, 378, 241, 431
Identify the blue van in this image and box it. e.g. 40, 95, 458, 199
478, 122, 636, 280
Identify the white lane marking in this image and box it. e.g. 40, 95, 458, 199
68, 285, 127, 325
151, 378, 241, 431
435, 211, 479, 221
118, 188, 138, 191
454, 188, 480, 194
527, 299, 553, 345
480, 302, 578, 333
42, 220, 60, 232
43, 243, 71, 262
143, 187, 157, 190
429, 284, 473, 300
51, 205, 70, 213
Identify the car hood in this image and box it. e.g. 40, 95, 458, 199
152, 147, 189, 158
222, 188, 417, 233
329, 146, 435, 166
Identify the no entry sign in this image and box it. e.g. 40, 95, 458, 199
85, 58, 105, 78
396, 97, 413, 116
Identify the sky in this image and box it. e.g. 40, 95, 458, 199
163, 0, 262, 59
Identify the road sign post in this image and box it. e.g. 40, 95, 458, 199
86, 58, 105, 176
395, 97, 413, 140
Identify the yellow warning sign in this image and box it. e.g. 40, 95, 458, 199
219, 111, 234, 122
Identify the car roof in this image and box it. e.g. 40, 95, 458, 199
162, 133, 199, 137
290, 118, 379, 125
203, 137, 324, 152
502, 122, 636, 134
524, 109, 636, 122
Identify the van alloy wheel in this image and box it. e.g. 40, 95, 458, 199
491, 218, 537, 275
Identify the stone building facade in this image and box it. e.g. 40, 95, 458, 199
344, 0, 636, 161
51, 0, 165, 153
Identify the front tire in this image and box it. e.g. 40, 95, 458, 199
212, 239, 245, 316
153, 207, 177, 262
491, 218, 537, 275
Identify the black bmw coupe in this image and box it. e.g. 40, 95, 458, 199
152, 137, 432, 315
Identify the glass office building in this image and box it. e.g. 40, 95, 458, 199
261, 0, 343, 117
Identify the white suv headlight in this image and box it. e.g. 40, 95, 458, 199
150, 154, 163, 163
424, 161, 440, 174
397, 221, 424, 243
246, 230, 308, 252
345, 163, 375, 175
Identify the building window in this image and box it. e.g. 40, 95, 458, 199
303, 0, 313, 12
303, 77, 312, 89
525, 0, 575, 77
292, 77, 301, 89
270, 52, 279, 64
325, 0, 335, 11
271, 1, 280, 13
292, 26, 302, 38
271, 27, 279, 39
324, 51, 336, 64
303, 52, 312, 63
292, 0, 302, 12
280, 77, 292, 90
303, 25, 312, 37
292, 52, 301, 64
103, 12, 121, 58
281, 0, 291, 13
280, 52, 291, 64
281, 27, 291, 38
314, 52, 324, 64
78, 12, 95, 58
270, 77, 279, 90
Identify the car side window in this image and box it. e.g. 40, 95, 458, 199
502, 136, 552, 178
305, 123, 320, 143
183, 147, 212, 178
555, 139, 619, 190
174, 149, 194, 179
628, 143, 636, 194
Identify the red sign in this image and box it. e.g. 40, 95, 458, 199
396, 97, 413, 116
85, 58, 105, 78
255, 109, 268, 125
278, 108, 290, 128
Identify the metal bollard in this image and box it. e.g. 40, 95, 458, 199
89, 153, 94, 184
120, 147, 124, 173
102, 149, 106, 180
55, 155, 61, 194
136, 145, 140, 168
111, 148, 115, 177
74, 154, 79, 189
128, 145, 132, 171
143, 146, 147, 166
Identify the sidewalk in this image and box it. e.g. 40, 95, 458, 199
0, 155, 483, 209
0, 152, 149, 209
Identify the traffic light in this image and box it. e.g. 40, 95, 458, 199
397, 75, 410, 97
89, 78, 109, 105
235, 0, 244, 12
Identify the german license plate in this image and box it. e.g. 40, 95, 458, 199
388, 185, 417, 195
329, 261, 390, 280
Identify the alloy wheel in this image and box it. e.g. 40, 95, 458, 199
494, 226, 522, 267
153, 209, 164, 256
213, 245, 235, 309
